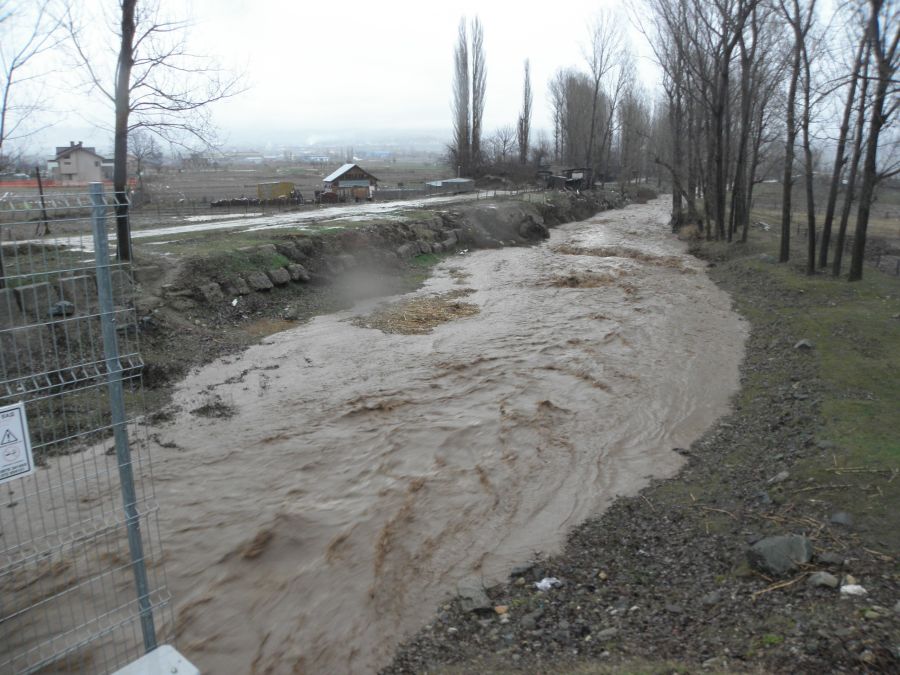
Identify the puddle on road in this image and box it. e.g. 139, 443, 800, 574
18, 199, 748, 674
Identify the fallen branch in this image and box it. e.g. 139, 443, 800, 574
824, 466, 894, 474
791, 483, 852, 494
697, 505, 738, 520
863, 547, 893, 562
751, 573, 808, 601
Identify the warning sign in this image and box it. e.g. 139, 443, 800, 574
0, 402, 34, 485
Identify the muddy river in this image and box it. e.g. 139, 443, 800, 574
142, 199, 745, 673
3, 199, 747, 673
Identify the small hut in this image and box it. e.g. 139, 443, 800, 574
322, 164, 379, 201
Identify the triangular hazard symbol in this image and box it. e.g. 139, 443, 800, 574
1, 429, 18, 445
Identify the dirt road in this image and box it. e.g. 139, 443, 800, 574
22, 190, 512, 250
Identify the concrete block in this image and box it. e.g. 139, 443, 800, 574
56, 275, 97, 314
0, 288, 26, 330
13, 282, 58, 321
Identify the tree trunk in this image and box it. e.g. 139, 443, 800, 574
849, 0, 894, 282
779, 17, 802, 263
819, 35, 866, 268
732, 29, 754, 245
832, 52, 870, 277
113, 0, 136, 261
801, 45, 816, 276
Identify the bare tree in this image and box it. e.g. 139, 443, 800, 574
584, 11, 623, 180
818, 30, 867, 268
798, 7, 821, 275
487, 125, 516, 164
832, 44, 871, 277
68, 0, 243, 260
517, 59, 532, 165
129, 128, 162, 199
548, 69, 568, 162
0, 1, 61, 164
470, 17, 486, 172
778, 0, 815, 262
849, 0, 899, 281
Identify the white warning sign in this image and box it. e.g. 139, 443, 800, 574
0, 402, 34, 485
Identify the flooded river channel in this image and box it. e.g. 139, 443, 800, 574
147, 199, 748, 673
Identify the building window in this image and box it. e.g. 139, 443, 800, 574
95, 161, 100, 167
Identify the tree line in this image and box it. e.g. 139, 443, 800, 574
644, 0, 898, 281
451, 1, 897, 281
451, 11, 666, 190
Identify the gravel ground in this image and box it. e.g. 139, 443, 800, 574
383, 241, 899, 674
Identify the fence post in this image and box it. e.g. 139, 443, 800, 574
90, 182, 158, 654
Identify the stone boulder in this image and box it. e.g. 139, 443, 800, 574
197, 282, 224, 303
456, 580, 492, 613
245, 271, 274, 292
287, 263, 310, 282
223, 277, 252, 296
396, 243, 419, 259
266, 268, 291, 286
747, 535, 813, 576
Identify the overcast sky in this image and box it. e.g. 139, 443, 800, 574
23, 0, 662, 154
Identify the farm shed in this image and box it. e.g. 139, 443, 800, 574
258, 181, 296, 200
323, 163, 378, 200
425, 177, 475, 194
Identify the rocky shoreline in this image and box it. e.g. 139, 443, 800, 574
383, 236, 899, 673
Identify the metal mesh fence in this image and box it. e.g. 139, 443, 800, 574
0, 186, 170, 674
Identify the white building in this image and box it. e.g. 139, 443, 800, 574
47, 142, 113, 184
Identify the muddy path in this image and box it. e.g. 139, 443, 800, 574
137, 198, 744, 673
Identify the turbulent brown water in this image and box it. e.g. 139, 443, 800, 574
150, 199, 746, 673
6, 199, 748, 673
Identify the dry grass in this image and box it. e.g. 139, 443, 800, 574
355, 289, 479, 335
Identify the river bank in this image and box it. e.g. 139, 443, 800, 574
384, 220, 900, 673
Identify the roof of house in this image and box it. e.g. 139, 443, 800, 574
54, 142, 105, 161
323, 163, 378, 183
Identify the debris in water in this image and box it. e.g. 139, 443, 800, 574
550, 270, 623, 288
554, 243, 686, 270
354, 289, 479, 335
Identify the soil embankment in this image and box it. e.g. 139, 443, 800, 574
135, 192, 617, 391
137, 198, 746, 673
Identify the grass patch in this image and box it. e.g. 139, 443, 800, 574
187, 249, 291, 282
138, 231, 281, 258
698, 227, 900, 550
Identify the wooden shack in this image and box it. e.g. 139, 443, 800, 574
322, 163, 379, 200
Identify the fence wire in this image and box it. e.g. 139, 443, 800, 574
0, 187, 170, 674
